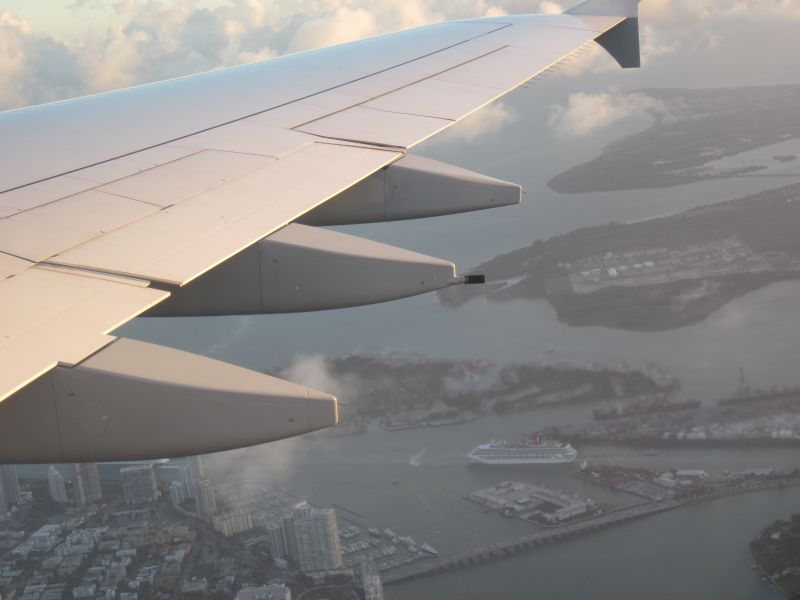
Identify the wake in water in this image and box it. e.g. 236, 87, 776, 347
409, 448, 428, 466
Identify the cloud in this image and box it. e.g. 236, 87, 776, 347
2, 0, 799, 113
0, 11, 85, 109
643, 0, 800, 25
288, 6, 379, 53
538, 2, 564, 14
205, 353, 359, 487
278, 354, 356, 401
548, 89, 666, 137
0, 0, 522, 112
206, 431, 314, 488
432, 101, 519, 144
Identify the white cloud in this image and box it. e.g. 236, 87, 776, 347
288, 7, 379, 53
1, 0, 800, 112
538, 2, 564, 14
0, 12, 30, 106
542, 0, 800, 79
548, 89, 666, 137
643, 0, 800, 25
279, 354, 356, 401
0, 0, 519, 111
431, 101, 519, 144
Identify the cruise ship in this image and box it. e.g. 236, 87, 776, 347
466, 434, 578, 465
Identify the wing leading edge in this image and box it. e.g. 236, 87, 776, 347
0, 0, 643, 462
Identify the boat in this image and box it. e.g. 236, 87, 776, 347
466, 433, 577, 465
420, 543, 438, 556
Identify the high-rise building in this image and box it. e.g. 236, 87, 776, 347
194, 478, 217, 522
168, 481, 190, 507
186, 455, 206, 499
160, 465, 192, 490
187, 455, 217, 522
280, 515, 298, 561
73, 464, 87, 508
293, 507, 344, 573
73, 464, 101, 508
212, 511, 253, 537
278, 500, 311, 562
360, 561, 385, 600
188, 455, 205, 480
0, 466, 20, 505
120, 465, 158, 505
292, 500, 312, 520
82, 463, 103, 504
47, 466, 68, 504
266, 522, 287, 560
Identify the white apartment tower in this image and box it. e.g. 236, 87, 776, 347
47, 466, 68, 504
73, 464, 87, 508
83, 463, 103, 503
293, 507, 344, 573
73, 464, 102, 507
194, 478, 218, 522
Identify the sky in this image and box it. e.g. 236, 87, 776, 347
1, 0, 799, 138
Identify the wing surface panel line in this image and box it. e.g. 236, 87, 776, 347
296, 36, 606, 148
0, 23, 512, 195
0, 150, 206, 218
356, 106, 458, 121
286, 45, 511, 129
48, 142, 403, 286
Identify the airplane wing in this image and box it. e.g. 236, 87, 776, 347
0, 0, 642, 462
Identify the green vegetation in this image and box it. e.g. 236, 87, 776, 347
548, 85, 800, 193
751, 515, 800, 597
439, 184, 800, 330
295, 353, 676, 421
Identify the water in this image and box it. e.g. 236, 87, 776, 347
208, 413, 800, 600
388, 488, 800, 600
120, 88, 800, 598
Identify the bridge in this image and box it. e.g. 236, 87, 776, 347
383, 477, 800, 584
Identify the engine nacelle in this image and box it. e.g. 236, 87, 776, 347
299, 154, 521, 225
150, 223, 479, 316
0, 338, 337, 463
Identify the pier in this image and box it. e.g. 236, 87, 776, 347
383, 477, 800, 584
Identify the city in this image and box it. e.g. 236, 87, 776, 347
567, 236, 774, 295
0, 460, 392, 600
3, 444, 799, 599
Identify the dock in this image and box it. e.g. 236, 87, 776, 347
383, 477, 800, 584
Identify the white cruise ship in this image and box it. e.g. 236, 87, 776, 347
466, 434, 577, 465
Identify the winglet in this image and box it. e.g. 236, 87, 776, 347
566, 0, 641, 69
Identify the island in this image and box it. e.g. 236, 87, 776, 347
274, 352, 678, 432
541, 386, 800, 448
548, 85, 800, 193
439, 183, 800, 330
751, 515, 800, 597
